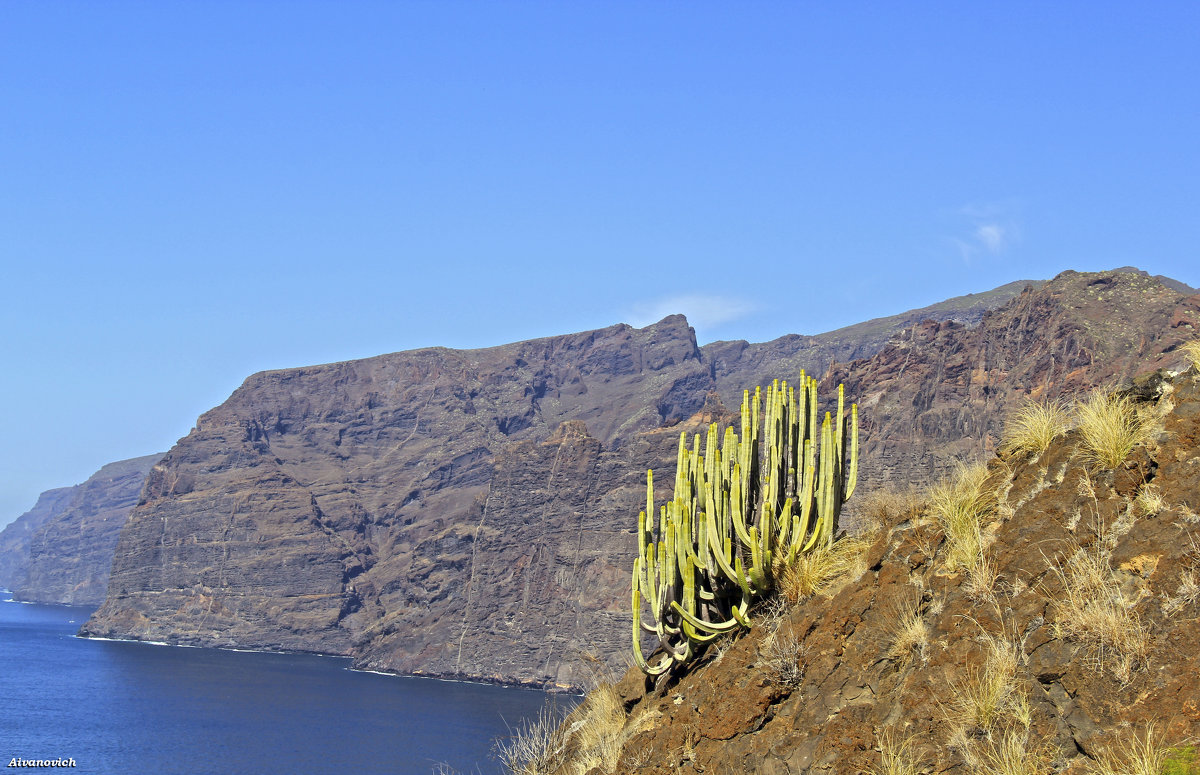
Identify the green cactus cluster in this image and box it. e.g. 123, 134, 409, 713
631, 374, 858, 676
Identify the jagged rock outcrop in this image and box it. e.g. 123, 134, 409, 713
833, 269, 1200, 492
81, 268, 1198, 690
574, 366, 1200, 774
0, 454, 162, 604
703, 278, 1040, 403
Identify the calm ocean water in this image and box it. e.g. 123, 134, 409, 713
0, 595, 556, 775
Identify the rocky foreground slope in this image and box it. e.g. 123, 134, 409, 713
0, 454, 162, 604
81, 269, 1198, 689
547, 363, 1200, 775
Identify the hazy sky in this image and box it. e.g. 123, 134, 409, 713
2, 2, 1198, 526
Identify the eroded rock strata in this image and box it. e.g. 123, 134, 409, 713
0, 454, 162, 604
82, 269, 1199, 689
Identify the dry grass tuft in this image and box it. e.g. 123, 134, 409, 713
1134, 484, 1166, 516
976, 728, 1054, 775
1075, 389, 1150, 470
1000, 398, 1072, 458
496, 667, 658, 775
777, 531, 876, 605
871, 729, 926, 775
1090, 725, 1177, 775
1046, 538, 1150, 683
857, 487, 927, 529
884, 596, 929, 663
761, 625, 805, 689
1182, 339, 1200, 371
928, 463, 995, 573
945, 633, 1025, 733
495, 702, 571, 775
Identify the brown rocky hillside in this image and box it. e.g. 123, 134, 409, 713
546, 363, 1200, 775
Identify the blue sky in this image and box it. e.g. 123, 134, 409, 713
1, 2, 1197, 526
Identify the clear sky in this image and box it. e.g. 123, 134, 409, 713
1, 2, 1197, 527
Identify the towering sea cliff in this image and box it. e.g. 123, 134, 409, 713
81, 269, 1198, 688
0, 453, 163, 604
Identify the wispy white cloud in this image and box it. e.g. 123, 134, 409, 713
627, 294, 756, 331
946, 200, 1022, 263
975, 223, 1008, 253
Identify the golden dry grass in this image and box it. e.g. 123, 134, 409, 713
1046, 540, 1150, 683
871, 729, 925, 775
928, 463, 995, 573
945, 633, 1025, 732
1182, 339, 1200, 371
884, 597, 929, 662
1133, 483, 1166, 515
777, 531, 876, 605
976, 729, 1054, 775
1089, 725, 1181, 775
1074, 389, 1150, 470
1000, 398, 1072, 458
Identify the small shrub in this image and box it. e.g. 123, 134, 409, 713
1075, 389, 1149, 470
1000, 399, 1071, 458
1164, 746, 1200, 775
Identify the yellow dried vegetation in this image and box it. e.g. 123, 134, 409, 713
870, 729, 926, 775
928, 462, 995, 574
1045, 533, 1150, 684
1074, 389, 1150, 470
495, 671, 656, 775
1000, 398, 1072, 458
1090, 725, 1199, 775
776, 530, 876, 605
1181, 339, 1200, 371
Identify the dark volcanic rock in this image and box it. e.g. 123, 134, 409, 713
0, 455, 162, 604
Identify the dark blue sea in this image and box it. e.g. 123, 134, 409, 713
0, 594, 555, 775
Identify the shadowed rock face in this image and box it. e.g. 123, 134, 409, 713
0, 454, 163, 604
81, 269, 1199, 689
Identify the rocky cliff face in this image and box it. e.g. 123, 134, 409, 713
0, 454, 162, 604
83, 317, 716, 687
569, 365, 1200, 775
81, 268, 1198, 690
0, 487, 74, 592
